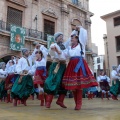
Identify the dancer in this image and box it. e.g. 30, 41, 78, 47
44, 31, 74, 108
0, 62, 8, 101
11, 46, 37, 106
98, 71, 110, 100
6, 56, 16, 69
110, 66, 120, 100
29, 44, 48, 106
5, 60, 15, 103
87, 67, 97, 100
62, 26, 98, 110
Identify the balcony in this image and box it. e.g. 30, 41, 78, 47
0, 20, 48, 41
70, 0, 85, 10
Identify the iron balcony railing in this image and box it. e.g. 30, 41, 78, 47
71, 0, 84, 9
0, 20, 49, 41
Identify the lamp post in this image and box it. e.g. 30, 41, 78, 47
103, 34, 110, 76
34, 15, 38, 31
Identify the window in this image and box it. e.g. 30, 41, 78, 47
117, 56, 120, 65
98, 65, 100, 70
116, 36, 120, 52
97, 58, 100, 63
72, 0, 78, 5
7, 7, 22, 30
114, 16, 120, 26
44, 19, 55, 40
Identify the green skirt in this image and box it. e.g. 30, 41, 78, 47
110, 80, 120, 96
0, 80, 6, 99
11, 75, 35, 99
44, 62, 66, 95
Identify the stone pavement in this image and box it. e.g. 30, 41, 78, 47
0, 98, 120, 120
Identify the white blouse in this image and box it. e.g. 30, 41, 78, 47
68, 44, 83, 58
5, 65, 15, 74
39, 45, 48, 60
49, 43, 68, 60
15, 48, 37, 74
28, 58, 46, 75
111, 70, 120, 80
97, 75, 110, 83
28, 45, 48, 75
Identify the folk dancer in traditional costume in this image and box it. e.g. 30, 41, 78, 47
29, 43, 48, 106
6, 56, 16, 69
0, 62, 8, 102
44, 31, 74, 108
110, 66, 120, 100
5, 60, 15, 103
62, 26, 98, 110
87, 68, 97, 100
97, 71, 110, 100
11, 47, 37, 106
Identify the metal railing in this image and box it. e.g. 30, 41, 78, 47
71, 0, 84, 9
0, 20, 49, 41
25, 28, 48, 41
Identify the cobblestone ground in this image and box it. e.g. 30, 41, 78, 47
0, 98, 120, 120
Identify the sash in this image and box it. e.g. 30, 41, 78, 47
71, 56, 86, 76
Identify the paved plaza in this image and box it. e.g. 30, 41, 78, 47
0, 98, 120, 120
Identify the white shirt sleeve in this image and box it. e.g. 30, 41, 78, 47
29, 48, 38, 60
40, 45, 48, 60
106, 76, 110, 83
117, 65, 120, 72
6, 65, 15, 74
49, 43, 57, 57
97, 76, 101, 82
28, 64, 36, 75
16, 58, 27, 74
111, 70, 120, 79
64, 30, 78, 49
79, 27, 87, 58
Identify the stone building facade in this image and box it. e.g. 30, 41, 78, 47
0, 0, 93, 68
101, 10, 120, 75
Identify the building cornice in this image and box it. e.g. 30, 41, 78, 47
6, 0, 27, 8
101, 10, 120, 20
42, 8, 58, 19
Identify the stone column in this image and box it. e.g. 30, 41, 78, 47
61, 1, 69, 41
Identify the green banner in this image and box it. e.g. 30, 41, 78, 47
47, 34, 54, 49
10, 25, 26, 51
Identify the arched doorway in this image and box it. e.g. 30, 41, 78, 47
0, 56, 12, 63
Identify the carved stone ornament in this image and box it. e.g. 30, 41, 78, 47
71, 18, 82, 26
42, 8, 58, 19
6, 0, 27, 7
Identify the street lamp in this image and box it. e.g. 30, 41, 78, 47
34, 15, 38, 31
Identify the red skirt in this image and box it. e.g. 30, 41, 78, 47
5, 74, 15, 90
34, 69, 47, 87
62, 58, 98, 90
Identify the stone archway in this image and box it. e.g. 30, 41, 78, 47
71, 18, 82, 30
71, 18, 82, 26
0, 55, 11, 63
0, 53, 19, 63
